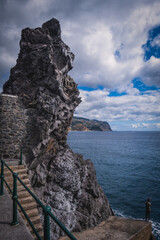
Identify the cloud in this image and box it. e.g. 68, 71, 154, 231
75, 87, 160, 129
1, 0, 160, 91
132, 123, 140, 129
0, 0, 160, 130
136, 56, 160, 87
151, 34, 160, 47
62, 0, 160, 91
0, 0, 58, 80
132, 122, 160, 130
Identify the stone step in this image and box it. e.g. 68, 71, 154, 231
26, 215, 42, 226
4, 164, 25, 170
17, 183, 31, 192
17, 178, 30, 185
21, 212, 41, 226
23, 208, 39, 218
1, 164, 24, 174
28, 223, 43, 235
5, 178, 30, 186
17, 173, 28, 179
4, 168, 27, 174
19, 195, 35, 204
6, 182, 31, 192
18, 201, 37, 212
3, 160, 20, 166
32, 229, 44, 240
5, 184, 30, 195
6, 173, 28, 181
3, 163, 44, 240
18, 190, 31, 199
4, 169, 27, 178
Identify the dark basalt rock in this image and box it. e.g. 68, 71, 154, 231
3, 18, 113, 239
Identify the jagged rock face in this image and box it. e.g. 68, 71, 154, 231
3, 18, 80, 165
3, 18, 113, 239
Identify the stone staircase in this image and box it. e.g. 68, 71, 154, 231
3, 161, 43, 239
2, 161, 154, 240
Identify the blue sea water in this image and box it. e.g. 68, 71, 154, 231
67, 131, 160, 239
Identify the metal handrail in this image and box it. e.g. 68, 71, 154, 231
3, 177, 13, 194
16, 197, 41, 240
0, 159, 77, 240
17, 176, 45, 209
3, 160, 14, 174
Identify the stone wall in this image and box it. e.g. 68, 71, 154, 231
0, 94, 26, 161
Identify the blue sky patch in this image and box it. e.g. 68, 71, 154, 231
143, 25, 160, 61
114, 43, 124, 61
78, 85, 104, 91
132, 78, 159, 93
108, 90, 127, 97
114, 50, 121, 60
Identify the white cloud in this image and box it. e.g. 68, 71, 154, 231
137, 56, 160, 87
132, 124, 140, 128
1, 0, 160, 91
151, 34, 160, 47
0, 48, 16, 72
5, 27, 20, 41
75, 87, 160, 130
156, 123, 160, 128
131, 122, 160, 130
61, 1, 160, 92
0, 0, 160, 130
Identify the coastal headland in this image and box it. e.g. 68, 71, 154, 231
70, 116, 112, 131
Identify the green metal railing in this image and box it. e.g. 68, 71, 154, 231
0, 159, 77, 240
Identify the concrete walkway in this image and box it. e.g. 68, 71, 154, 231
60, 216, 152, 240
0, 187, 34, 240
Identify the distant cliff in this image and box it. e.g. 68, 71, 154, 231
70, 117, 112, 131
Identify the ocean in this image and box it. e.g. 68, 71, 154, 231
67, 131, 160, 239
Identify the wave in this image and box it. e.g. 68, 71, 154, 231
152, 221, 160, 240
113, 209, 160, 240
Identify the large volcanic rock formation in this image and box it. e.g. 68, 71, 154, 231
3, 18, 113, 239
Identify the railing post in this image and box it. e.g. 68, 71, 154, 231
44, 205, 51, 240
0, 160, 4, 196
11, 172, 19, 225
19, 146, 23, 165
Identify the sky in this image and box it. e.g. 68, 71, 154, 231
0, 0, 160, 131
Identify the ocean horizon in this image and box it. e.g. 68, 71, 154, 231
67, 131, 160, 239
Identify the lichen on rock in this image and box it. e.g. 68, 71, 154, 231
3, 18, 113, 239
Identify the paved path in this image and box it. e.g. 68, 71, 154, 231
60, 216, 152, 240
0, 187, 33, 240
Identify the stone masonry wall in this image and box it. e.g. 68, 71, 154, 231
0, 94, 26, 161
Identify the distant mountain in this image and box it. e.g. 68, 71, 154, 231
70, 116, 112, 131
